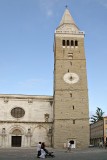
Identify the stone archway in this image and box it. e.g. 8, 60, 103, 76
11, 129, 22, 147
31, 126, 49, 146
68, 139, 76, 148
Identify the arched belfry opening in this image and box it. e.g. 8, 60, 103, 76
11, 129, 22, 147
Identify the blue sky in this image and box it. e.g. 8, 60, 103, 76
0, 0, 107, 117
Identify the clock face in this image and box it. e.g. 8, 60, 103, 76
63, 72, 79, 84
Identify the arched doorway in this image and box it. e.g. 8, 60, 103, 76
11, 129, 22, 147
68, 139, 76, 148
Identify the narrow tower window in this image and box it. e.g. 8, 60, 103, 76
70, 61, 72, 66
69, 92, 72, 97
67, 40, 69, 46
71, 40, 74, 46
62, 40, 65, 46
73, 120, 75, 124
75, 40, 78, 46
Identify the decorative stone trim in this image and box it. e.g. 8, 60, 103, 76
28, 99, 33, 103
0, 128, 7, 137
4, 97, 9, 103
47, 127, 52, 136
50, 101, 53, 106
44, 113, 49, 122
25, 129, 32, 137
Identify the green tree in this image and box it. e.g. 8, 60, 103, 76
90, 107, 104, 123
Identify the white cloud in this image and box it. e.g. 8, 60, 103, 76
47, 10, 53, 16
39, 0, 59, 17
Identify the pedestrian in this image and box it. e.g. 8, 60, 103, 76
99, 141, 103, 148
39, 142, 46, 158
66, 141, 71, 152
37, 142, 41, 158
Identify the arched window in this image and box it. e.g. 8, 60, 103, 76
67, 40, 69, 46
62, 40, 65, 46
68, 53, 73, 59
75, 40, 78, 46
71, 40, 74, 46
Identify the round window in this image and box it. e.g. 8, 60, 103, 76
11, 107, 25, 118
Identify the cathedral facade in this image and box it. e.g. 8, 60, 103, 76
0, 9, 89, 148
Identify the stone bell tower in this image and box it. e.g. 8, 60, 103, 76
53, 8, 89, 148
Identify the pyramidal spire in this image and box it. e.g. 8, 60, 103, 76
56, 8, 80, 33
59, 8, 76, 26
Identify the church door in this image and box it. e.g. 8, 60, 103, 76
12, 136, 22, 147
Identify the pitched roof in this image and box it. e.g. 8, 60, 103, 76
56, 8, 81, 34
59, 8, 76, 26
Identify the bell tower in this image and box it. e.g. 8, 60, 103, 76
53, 8, 89, 148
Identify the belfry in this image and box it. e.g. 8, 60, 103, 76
53, 8, 89, 148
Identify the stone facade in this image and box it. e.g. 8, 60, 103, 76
0, 8, 89, 148
90, 117, 107, 146
0, 95, 53, 147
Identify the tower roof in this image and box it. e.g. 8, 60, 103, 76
59, 8, 76, 26
56, 8, 82, 34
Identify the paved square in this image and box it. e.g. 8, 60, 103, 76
0, 147, 107, 160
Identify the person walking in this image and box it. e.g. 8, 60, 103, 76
39, 142, 46, 158
66, 141, 71, 152
37, 142, 41, 158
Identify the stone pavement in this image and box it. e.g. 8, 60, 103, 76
0, 147, 107, 160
